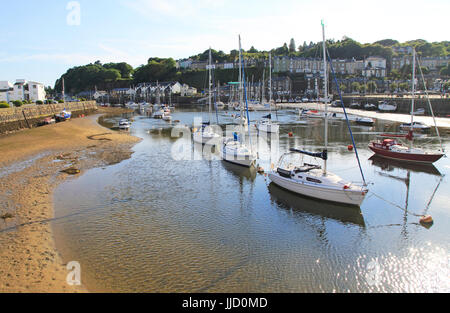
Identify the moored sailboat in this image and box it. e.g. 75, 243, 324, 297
369, 48, 444, 164
221, 35, 257, 168
193, 48, 221, 146
269, 21, 368, 206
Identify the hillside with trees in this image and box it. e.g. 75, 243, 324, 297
54, 38, 449, 93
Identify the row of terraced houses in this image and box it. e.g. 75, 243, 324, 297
177, 54, 449, 78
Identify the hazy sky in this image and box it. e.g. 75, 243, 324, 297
1, 0, 448, 86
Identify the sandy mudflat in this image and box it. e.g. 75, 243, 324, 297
0, 108, 140, 293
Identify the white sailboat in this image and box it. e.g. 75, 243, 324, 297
193, 48, 221, 146
222, 36, 257, 168
269, 21, 368, 206
256, 52, 279, 133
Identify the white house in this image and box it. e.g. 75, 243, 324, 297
27, 81, 46, 102
363, 57, 387, 78
0, 79, 46, 103
0, 81, 13, 103
180, 84, 197, 96
93, 90, 107, 100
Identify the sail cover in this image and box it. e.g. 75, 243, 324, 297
290, 148, 328, 160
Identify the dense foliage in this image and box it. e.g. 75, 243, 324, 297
54, 39, 449, 93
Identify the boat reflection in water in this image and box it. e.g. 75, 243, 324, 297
268, 183, 365, 227
221, 160, 257, 181
369, 155, 442, 176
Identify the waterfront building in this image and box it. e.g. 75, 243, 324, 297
363, 56, 387, 78
0, 81, 13, 103
274, 56, 363, 75
0, 79, 46, 103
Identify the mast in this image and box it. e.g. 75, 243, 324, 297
322, 20, 328, 175
410, 48, 416, 137
62, 77, 65, 103
269, 52, 273, 103
238, 35, 244, 127
261, 70, 265, 103
208, 47, 213, 124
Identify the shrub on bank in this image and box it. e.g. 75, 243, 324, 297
0, 101, 10, 108
58, 99, 64, 103
36, 100, 44, 105
13, 100, 23, 107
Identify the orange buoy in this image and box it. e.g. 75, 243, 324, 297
348, 145, 354, 151
420, 215, 433, 224
288, 132, 293, 137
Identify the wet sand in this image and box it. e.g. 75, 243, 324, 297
280, 103, 450, 129
0, 108, 140, 292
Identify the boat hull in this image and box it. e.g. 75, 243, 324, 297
222, 156, 255, 168
221, 145, 256, 168
268, 172, 366, 206
368, 144, 444, 164
193, 132, 220, 146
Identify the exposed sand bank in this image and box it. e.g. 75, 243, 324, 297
0, 108, 140, 292
280, 103, 450, 129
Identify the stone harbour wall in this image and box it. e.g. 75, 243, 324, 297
0, 101, 98, 133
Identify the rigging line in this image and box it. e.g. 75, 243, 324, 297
424, 175, 444, 214
415, 56, 445, 153
212, 68, 219, 124
369, 191, 424, 217
242, 53, 253, 150
327, 52, 367, 186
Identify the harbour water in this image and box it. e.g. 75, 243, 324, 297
53, 109, 450, 292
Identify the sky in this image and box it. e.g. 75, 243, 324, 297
0, 0, 448, 87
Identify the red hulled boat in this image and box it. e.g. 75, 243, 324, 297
368, 136, 444, 164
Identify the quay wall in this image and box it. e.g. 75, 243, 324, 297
0, 101, 98, 134
341, 96, 450, 116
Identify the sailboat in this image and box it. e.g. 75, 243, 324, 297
269, 21, 368, 206
256, 53, 279, 133
193, 48, 221, 146
221, 36, 257, 168
55, 78, 72, 121
369, 48, 444, 164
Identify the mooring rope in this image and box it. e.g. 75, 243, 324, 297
369, 191, 424, 217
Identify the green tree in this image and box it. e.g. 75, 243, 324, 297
399, 82, 410, 91
289, 38, 296, 53
274, 43, 289, 55
13, 100, 23, 107
133, 58, 177, 83
103, 68, 121, 81
367, 81, 377, 93
248, 46, 258, 53
351, 82, 360, 92
103, 62, 134, 78
440, 63, 450, 76
390, 82, 398, 92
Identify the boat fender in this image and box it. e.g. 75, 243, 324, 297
348, 145, 354, 151
257, 167, 265, 174
288, 132, 293, 137
343, 185, 350, 190
420, 215, 433, 224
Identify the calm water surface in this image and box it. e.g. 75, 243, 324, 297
53, 109, 450, 292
